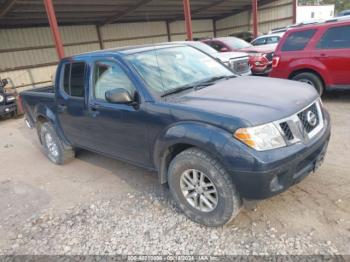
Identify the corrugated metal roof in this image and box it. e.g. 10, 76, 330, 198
0, 0, 277, 28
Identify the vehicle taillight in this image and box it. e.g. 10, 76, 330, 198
272, 56, 280, 68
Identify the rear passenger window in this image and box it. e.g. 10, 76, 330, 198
253, 37, 267, 46
317, 25, 350, 49
63, 63, 71, 95
281, 29, 316, 51
61, 62, 86, 97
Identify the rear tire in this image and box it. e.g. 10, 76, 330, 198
168, 148, 241, 227
292, 72, 324, 95
39, 122, 75, 165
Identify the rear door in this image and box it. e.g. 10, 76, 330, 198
313, 24, 350, 86
56, 61, 91, 146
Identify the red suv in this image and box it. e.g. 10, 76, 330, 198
202, 37, 276, 75
270, 19, 350, 94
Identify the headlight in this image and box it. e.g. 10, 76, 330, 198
234, 123, 286, 151
0, 95, 4, 103
6, 95, 15, 102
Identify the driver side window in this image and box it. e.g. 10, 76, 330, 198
94, 61, 136, 102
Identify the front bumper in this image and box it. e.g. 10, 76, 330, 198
0, 103, 17, 116
229, 110, 331, 200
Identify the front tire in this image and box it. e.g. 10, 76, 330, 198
292, 72, 324, 95
168, 148, 241, 227
39, 122, 75, 165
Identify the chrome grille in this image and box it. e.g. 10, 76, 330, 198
230, 58, 250, 75
279, 122, 294, 140
275, 100, 324, 144
297, 103, 319, 133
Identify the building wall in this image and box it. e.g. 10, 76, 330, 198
216, 0, 294, 36
0, 19, 213, 91
297, 5, 334, 23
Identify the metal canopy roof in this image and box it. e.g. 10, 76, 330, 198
0, 0, 275, 28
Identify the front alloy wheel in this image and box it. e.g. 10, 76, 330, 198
168, 148, 242, 227
180, 169, 218, 212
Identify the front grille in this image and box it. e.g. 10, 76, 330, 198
275, 100, 324, 145
280, 122, 294, 140
265, 52, 274, 61
297, 103, 319, 133
231, 58, 250, 75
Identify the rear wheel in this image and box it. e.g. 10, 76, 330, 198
168, 148, 241, 227
39, 122, 75, 165
292, 72, 324, 95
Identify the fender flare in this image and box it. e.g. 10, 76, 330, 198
34, 103, 71, 147
153, 121, 234, 184
288, 60, 330, 87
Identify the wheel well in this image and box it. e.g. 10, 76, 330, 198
36, 115, 49, 144
288, 68, 325, 88
158, 143, 194, 184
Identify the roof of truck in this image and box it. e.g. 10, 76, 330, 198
71, 43, 186, 60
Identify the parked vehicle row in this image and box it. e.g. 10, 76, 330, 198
173, 41, 251, 76
21, 43, 331, 227
202, 37, 275, 75
0, 78, 18, 119
270, 18, 350, 94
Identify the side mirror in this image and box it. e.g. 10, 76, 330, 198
220, 47, 229, 52
105, 88, 133, 104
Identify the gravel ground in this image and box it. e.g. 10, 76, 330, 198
1, 194, 342, 255
0, 92, 350, 256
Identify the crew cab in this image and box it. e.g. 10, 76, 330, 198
202, 37, 276, 75
270, 19, 350, 94
169, 41, 251, 76
21, 44, 331, 227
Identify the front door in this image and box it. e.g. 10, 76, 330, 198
84, 59, 150, 166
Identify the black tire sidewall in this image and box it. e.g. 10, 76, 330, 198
293, 72, 324, 95
168, 149, 240, 227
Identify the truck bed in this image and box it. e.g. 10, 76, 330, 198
20, 85, 56, 126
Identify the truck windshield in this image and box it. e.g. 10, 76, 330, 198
126, 46, 233, 97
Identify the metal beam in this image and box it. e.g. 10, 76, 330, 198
252, 0, 258, 38
170, 0, 225, 22
103, 0, 153, 24
44, 0, 65, 59
292, 0, 297, 24
96, 25, 105, 50
183, 0, 193, 41
213, 19, 217, 37
0, 0, 17, 17
166, 20, 171, 42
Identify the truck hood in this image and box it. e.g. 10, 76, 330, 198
169, 76, 319, 126
211, 51, 249, 62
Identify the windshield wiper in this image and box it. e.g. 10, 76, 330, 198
161, 75, 235, 97
161, 84, 195, 97
194, 75, 236, 90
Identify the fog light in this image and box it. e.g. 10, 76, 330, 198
269, 176, 283, 192
5, 108, 9, 112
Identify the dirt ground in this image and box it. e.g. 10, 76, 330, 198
0, 91, 349, 255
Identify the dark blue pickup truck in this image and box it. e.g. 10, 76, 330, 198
21, 44, 331, 226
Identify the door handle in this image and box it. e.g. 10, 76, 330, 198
57, 104, 67, 112
89, 104, 100, 117
318, 53, 328, 58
